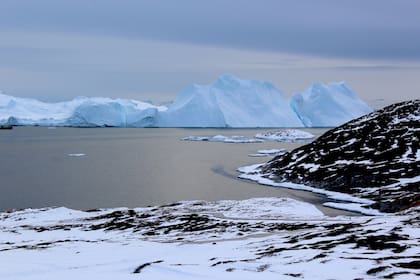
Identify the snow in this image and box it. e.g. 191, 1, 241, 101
322, 202, 382, 215
290, 81, 373, 127
298, 163, 320, 172
255, 129, 314, 141
237, 164, 381, 215
0, 200, 418, 279
0, 76, 372, 128
181, 135, 264, 143
399, 146, 418, 163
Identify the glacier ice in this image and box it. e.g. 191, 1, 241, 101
290, 82, 373, 127
0, 76, 373, 128
0, 93, 166, 127
158, 74, 303, 127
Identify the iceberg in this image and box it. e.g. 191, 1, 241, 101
290, 82, 373, 127
65, 98, 165, 127
0, 93, 166, 127
158, 74, 303, 127
0, 76, 373, 128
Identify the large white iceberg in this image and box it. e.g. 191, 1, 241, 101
158, 74, 303, 127
290, 82, 373, 127
0, 93, 166, 127
0, 76, 373, 128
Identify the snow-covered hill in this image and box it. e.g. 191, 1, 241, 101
241, 100, 420, 213
0, 75, 372, 127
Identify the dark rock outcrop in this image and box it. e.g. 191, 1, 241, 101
261, 100, 420, 212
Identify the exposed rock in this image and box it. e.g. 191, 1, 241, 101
260, 100, 420, 212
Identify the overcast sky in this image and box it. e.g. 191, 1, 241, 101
0, 0, 419, 104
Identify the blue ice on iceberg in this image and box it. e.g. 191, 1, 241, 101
0, 76, 372, 128
290, 82, 373, 127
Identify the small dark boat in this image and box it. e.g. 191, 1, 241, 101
0, 125, 13, 130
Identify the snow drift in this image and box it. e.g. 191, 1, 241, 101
0, 76, 372, 127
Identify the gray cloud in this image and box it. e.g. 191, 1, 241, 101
1, 0, 420, 104
1, 0, 420, 60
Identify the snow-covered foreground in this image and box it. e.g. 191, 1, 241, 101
0, 75, 372, 127
1, 198, 419, 280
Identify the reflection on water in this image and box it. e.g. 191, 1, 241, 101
0, 127, 349, 215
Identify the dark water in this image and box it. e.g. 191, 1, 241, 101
0, 127, 350, 215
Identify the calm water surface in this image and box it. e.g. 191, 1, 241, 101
0, 127, 349, 215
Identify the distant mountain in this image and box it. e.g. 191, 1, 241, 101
259, 100, 420, 212
0, 75, 372, 127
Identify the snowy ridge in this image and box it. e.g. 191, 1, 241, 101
0, 200, 418, 279
0, 75, 371, 127
241, 100, 420, 213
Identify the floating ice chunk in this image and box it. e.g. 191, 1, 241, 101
67, 153, 86, 157
248, 153, 269, 157
257, 149, 287, 155
255, 129, 314, 141
181, 135, 264, 143
249, 148, 287, 157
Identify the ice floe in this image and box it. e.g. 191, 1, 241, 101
181, 135, 263, 143
255, 129, 314, 141
249, 149, 287, 157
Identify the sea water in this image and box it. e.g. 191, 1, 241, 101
0, 127, 350, 215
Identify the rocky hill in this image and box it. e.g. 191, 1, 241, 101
260, 100, 419, 212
